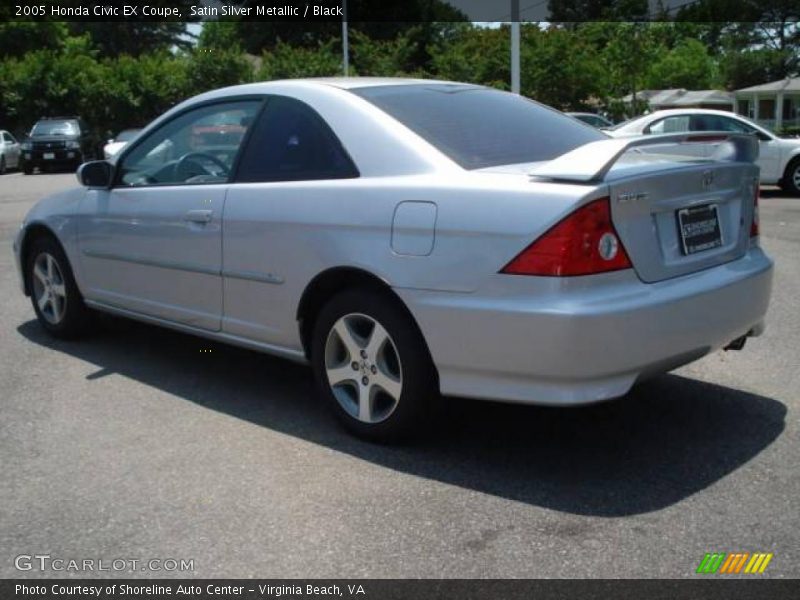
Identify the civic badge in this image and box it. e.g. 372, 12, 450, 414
617, 191, 648, 204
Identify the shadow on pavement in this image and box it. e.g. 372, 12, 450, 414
18, 316, 786, 517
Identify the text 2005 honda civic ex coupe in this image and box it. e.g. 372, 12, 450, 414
13, 78, 773, 441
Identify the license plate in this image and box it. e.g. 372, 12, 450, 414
677, 204, 722, 255
43, 152, 55, 160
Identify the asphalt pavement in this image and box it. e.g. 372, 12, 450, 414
1, 171, 797, 578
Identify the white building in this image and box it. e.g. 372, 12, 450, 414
734, 77, 800, 131
621, 89, 733, 113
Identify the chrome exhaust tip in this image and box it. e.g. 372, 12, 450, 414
723, 335, 748, 351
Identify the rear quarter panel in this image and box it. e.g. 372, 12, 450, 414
221, 172, 597, 350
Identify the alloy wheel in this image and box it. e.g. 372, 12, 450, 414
324, 313, 403, 424
32, 252, 67, 324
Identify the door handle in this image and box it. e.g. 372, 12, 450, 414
184, 209, 213, 224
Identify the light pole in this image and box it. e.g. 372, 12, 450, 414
511, 0, 520, 94
342, 0, 350, 76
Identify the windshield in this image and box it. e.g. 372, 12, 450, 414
116, 129, 141, 142
352, 84, 605, 170
31, 120, 79, 136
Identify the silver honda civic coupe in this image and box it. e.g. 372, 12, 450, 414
13, 78, 773, 440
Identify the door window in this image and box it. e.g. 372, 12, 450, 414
118, 100, 261, 187
646, 116, 691, 134
235, 96, 358, 182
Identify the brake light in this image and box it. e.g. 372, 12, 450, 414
501, 198, 632, 276
750, 184, 759, 237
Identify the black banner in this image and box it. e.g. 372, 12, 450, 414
2, 0, 798, 23
2, 580, 799, 600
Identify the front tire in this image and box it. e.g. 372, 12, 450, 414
25, 235, 92, 338
311, 288, 437, 442
0, 156, 6, 175
781, 158, 800, 196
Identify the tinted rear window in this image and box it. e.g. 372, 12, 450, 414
352, 84, 604, 170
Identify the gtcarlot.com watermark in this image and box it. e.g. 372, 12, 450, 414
14, 554, 194, 573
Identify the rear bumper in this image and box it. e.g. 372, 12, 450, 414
397, 247, 773, 405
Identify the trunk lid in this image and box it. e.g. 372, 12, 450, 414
607, 156, 758, 282
531, 133, 760, 283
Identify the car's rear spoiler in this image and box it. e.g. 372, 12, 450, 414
531, 132, 759, 183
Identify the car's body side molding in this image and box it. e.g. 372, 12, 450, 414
84, 298, 309, 364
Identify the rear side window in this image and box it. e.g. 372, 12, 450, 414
352, 84, 604, 170
692, 115, 753, 133
235, 96, 358, 182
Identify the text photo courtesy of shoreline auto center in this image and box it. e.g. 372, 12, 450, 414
0, 0, 799, 598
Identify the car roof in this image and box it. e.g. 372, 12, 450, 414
635, 108, 747, 119
181, 78, 487, 115
273, 77, 467, 89
204, 77, 478, 98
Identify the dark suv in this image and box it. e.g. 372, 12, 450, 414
21, 117, 97, 174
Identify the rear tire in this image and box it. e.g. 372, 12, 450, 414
23, 163, 33, 175
25, 235, 92, 338
781, 158, 800, 196
311, 288, 438, 442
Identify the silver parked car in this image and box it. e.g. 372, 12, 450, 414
1, 129, 22, 174
13, 78, 773, 441
608, 108, 800, 195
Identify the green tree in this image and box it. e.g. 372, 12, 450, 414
184, 47, 253, 95
429, 24, 510, 90
521, 25, 608, 109
718, 48, 794, 90
257, 40, 342, 80
645, 38, 718, 89
350, 29, 416, 77
0, 22, 69, 58
602, 22, 660, 110
68, 22, 193, 57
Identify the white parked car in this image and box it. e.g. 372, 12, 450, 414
0, 129, 22, 174
13, 79, 773, 441
103, 128, 142, 159
566, 112, 613, 129
608, 109, 800, 195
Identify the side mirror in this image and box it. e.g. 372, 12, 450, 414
107, 138, 114, 144
77, 160, 112, 188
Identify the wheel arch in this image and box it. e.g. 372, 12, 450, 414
19, 223, 62, 296
296, 266, 438, 380
783, 151, 800, 177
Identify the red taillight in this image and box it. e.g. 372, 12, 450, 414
750, 185, 759, 237
501, 198, 632, 277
